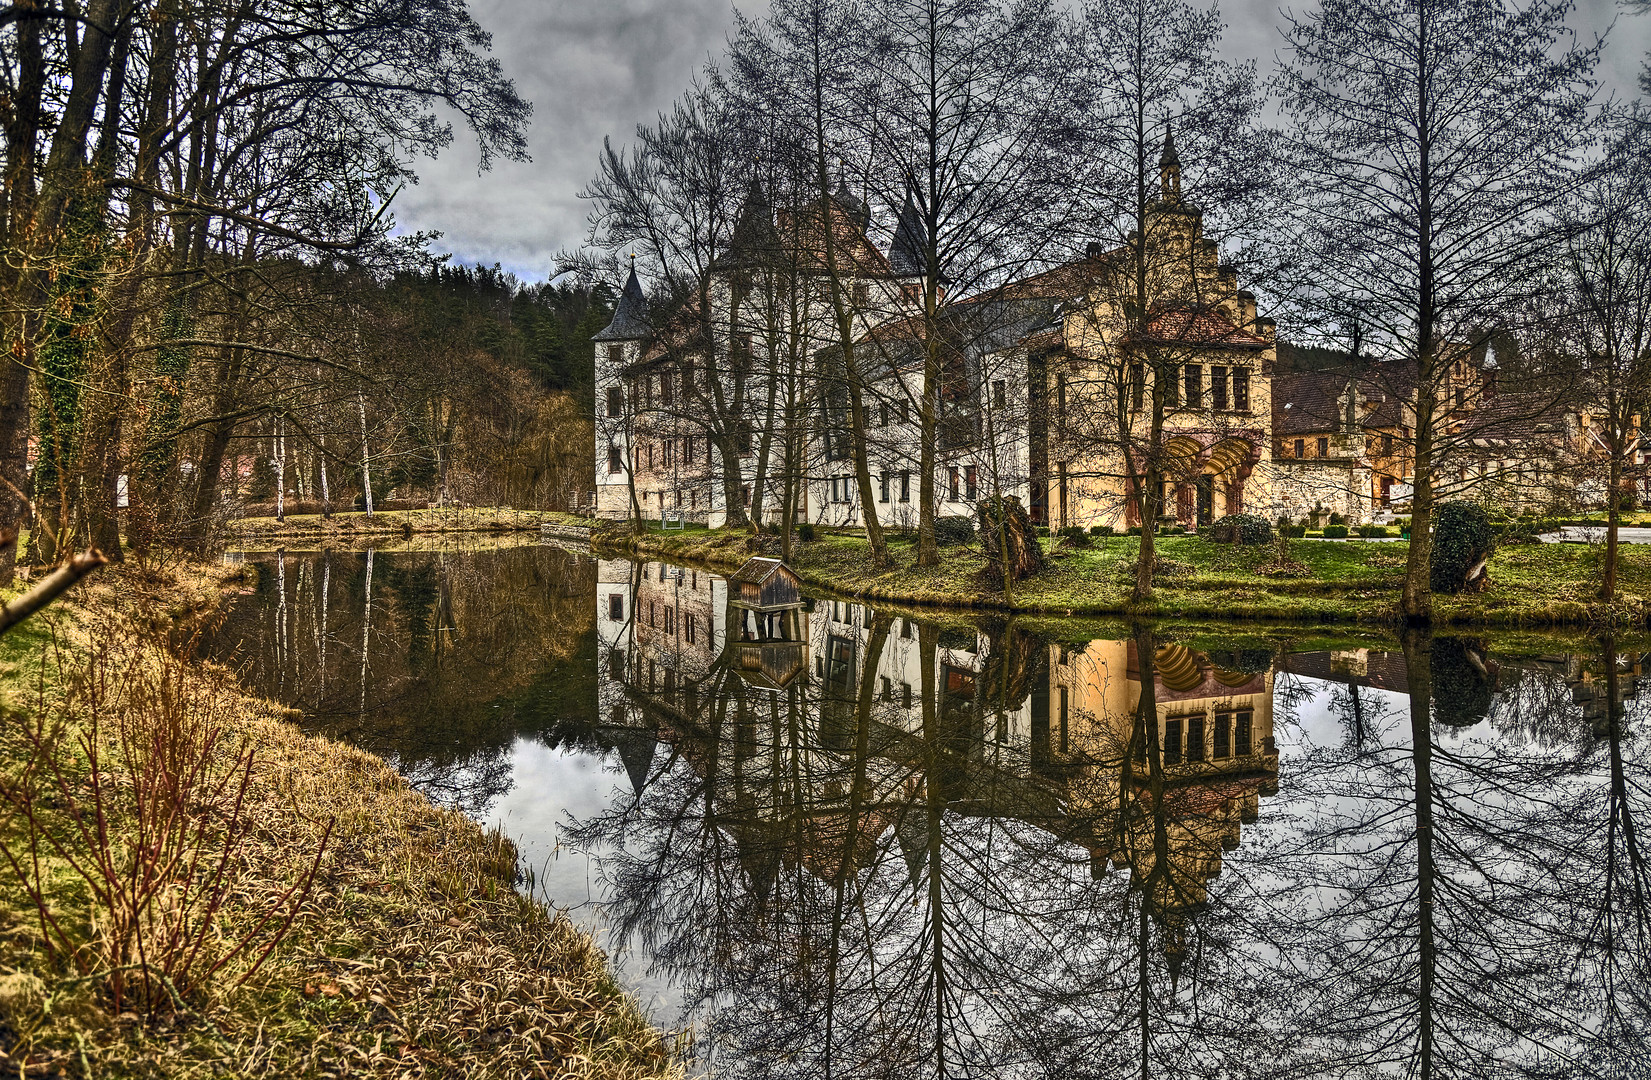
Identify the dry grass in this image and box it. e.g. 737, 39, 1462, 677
231, 507, 587, 544
0, 567, 676, 1079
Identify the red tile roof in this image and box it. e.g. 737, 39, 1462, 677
1136, 309, 1270, 349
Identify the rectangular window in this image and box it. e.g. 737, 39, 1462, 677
607, 344, 624, 365
1164, 718, 1183, 765
609, 648, 626, 680
1188, 715, 1206, 761
881, 675, 892, 701
881, 402, 891, 426
674, 489, 682, 508
664, 607, 676, 634
608, 443, 622, 474
609, 594, 624, 621
682, 363, 693, 394
1294, 438, 1305, 459
1165, 364, 1179, 407
853, 281, 870, 305
993, 380, 1006, 409
643, 375, 653, 409
742, 484, 751, 506
1059, 686, 1069, 754
1382, 433, 1394, 456
649, 601, 656, 628
965, 465, 977, 501
661, 374, 673, 407
1184, 365, 1202, 408
880, 471, 890, 502
607, 386, 624, 417
647, 442, 655, 471
1131, 363, 1144, 410
949, 467, 960, 500
1211, 366, 1228, 410
663, 440, 673, 468
684, 436, 693, 461
1214, 712, 1231, 758
1057, 375, 1068, 430
1317, 436, 1329, 458
900, 471, 911, 502
1233, 368, 1249, 411
1236, 711, 1253, 755
686, 612, 697, 643
902, 683, 914, 708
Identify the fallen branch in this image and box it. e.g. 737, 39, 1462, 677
0, 549, 109, 636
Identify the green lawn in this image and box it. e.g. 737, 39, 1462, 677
595, 523, 1642, 627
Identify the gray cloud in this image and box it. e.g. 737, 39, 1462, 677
394, 0, 1648, 284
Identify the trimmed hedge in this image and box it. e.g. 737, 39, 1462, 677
934, 515, 975, 545
1279, 524, 1307, 539
1322, 525, 1349, 539
1207, 513, 1274, 545
1430, 502, 1496, 593
1357, 524, 1390, 538
1090, 524, 1115, 537
795, 522, 816, 541
1059, 525, 1092, 547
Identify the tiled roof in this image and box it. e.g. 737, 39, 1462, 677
592, 266, 650, 341
1272, 370, 1348, 436
1136, 309, 1270, 349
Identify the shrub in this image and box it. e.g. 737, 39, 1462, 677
1280, 524, 1307, 538
933, 515, 975, 545
1329, 512, 1346, 526
1059, 525, 1092, 547
1431, 502, 1496, 592
1090, 524, 1115, 537
1162, 524, 1187, 535
1036, 525, 1052, 537
1207, 513, 1274, 545
795, 522, 816, 542
1357, 524, 1389, 538
1322, 525, 1349, 539
1126, 525, 1143, 535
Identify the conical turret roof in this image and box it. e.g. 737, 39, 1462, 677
712, 175, 784, 270
832, 163, 870, 234
888, 185, 927, 278
1159, 128, 1180, 171
592, 265, 650, 341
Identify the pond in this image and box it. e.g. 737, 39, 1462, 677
205, 541, 1650, 1078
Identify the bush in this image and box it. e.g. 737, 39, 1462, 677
1280, 524, 1307, 538
1329, 512, 1346, 526
1431, 502, 1496, 592
1207, 513, 1274, 545
1036, 525, 1052, 537
1126, 525, 1143, 535
1322, 525, 1349, 539
1090, 524, 1115, 537
1162, 524, 1187, 535
933, 515, 975, 545
795, 522, 816, 542
1357, 524, 1390, 538
1059, 525, 1092, 547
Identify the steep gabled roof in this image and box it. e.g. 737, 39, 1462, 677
592, 266, 650, 341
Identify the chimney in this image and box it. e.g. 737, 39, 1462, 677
1236, 289, 1258, 329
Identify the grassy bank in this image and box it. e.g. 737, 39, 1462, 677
593, 523, 1647, 627
0, 565, 673, 1078
232, 506, 588, 543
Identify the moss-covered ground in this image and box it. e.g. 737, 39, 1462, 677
594, 523, 1645, 628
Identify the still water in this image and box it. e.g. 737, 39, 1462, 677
206, 542, 1650, 1078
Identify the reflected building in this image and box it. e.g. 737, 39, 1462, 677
594, 561, 1283, 955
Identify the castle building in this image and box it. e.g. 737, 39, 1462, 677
592, 136, 1612, 531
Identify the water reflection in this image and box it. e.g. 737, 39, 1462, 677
211, 546, 1651, 1078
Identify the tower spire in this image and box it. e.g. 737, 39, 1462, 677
1159, 128, 1182, 202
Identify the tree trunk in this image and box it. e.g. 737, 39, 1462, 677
357, 392, 374, 518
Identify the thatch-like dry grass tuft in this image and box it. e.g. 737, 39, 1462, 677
0, 564, 677, 1079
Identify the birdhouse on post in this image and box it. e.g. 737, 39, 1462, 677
728, 557, 808, 688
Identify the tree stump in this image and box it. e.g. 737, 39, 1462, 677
976, 496, 1044, 588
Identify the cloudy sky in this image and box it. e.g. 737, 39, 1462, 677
392, 0, 1651, 284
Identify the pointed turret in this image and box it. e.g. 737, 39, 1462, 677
592, 263, 649, 341
1159, 128, 1182, 203
713, 174, 783, 270
888, 184, 927, 278
832, 161, 871, 234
